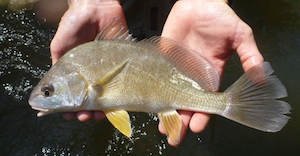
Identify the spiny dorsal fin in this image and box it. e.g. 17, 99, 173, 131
139, 37, 220, 92
95, 18, 135, 41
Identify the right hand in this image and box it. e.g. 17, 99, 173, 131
50, 0, 127, 121
160, 0, 264, 146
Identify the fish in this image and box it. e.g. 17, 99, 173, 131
29, 18, 291, 145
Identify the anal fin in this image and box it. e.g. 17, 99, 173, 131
157, 110, 182, 145
105, 109, 132, 138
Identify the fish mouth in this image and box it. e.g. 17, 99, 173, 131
31, 106, 50, 117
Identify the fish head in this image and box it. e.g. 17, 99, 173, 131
29, 70, 85, 117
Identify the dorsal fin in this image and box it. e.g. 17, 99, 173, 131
95, 18, 135, 41
139, 37, 220, 92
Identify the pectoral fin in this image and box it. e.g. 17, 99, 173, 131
157, 110, 182, 145
105, 109, 132, 138
92, 60, 130, 96
94, 60, 129, 86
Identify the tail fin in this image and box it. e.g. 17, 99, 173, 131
223, 62, 291, 132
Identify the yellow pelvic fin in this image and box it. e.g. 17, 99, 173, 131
157, 110, 182, 145
105, 109, 132, 138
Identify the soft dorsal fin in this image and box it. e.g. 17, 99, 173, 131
139, 37, 220, 92
95, 18, 135, 41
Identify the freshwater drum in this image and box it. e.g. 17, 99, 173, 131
29, 18, 291, 145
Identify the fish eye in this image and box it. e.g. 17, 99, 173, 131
41, 84, 54, 97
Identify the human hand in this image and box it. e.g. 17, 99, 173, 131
50, 0, 127, 122
160, 0, 264, 146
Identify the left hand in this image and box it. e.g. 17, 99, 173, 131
160, 0, 263, 146
50, 0, 126, 121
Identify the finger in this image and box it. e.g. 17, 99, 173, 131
158, 122, 166, 135
93, 111, 106, 121
76, 111, 93, 122
62, 112, 76, 120
233, 22, 264, 71
50, 5, 127, 65
168, 110, 193, 146
189, 112, 210, 133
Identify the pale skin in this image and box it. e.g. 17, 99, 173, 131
50, 0, 263, 146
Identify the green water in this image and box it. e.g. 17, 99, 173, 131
1, 0, 299, 155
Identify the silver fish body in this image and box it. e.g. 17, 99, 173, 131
29, 18, 291, 145
52, 41, 222, 113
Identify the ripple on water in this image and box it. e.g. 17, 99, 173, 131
0, 8, 53, 101
2, 1, 299, 155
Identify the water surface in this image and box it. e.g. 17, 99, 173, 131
0, 0, 299, 155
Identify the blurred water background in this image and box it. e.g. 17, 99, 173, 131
0, 0, 299, 155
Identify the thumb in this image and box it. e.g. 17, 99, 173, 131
233, 21, 264, 71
